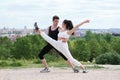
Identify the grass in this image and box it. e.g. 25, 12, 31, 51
86, 65, 104, 69
0, 59, 104, 69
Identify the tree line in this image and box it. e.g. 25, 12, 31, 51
0, 30, 120, 64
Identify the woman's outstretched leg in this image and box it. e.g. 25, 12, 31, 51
61, 47, 88, 73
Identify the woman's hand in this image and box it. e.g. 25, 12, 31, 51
35, 30, 41, 35
83, 20, 90, 23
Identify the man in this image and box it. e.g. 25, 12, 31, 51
37, 15, 79, 73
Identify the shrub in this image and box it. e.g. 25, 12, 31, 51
44, 52, 63, 62
96, 52, 120, 65
0, 61, 9, 67
10, 62, 22, 67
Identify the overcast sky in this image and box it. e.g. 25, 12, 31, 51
0, 0, 120, 29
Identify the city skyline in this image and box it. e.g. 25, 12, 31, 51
0, 0, 120, 29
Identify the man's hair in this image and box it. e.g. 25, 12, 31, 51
52, 15, 59, 21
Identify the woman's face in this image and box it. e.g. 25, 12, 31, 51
62, 22, 67, 30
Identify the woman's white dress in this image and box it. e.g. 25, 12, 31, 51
40, 31, 82, 66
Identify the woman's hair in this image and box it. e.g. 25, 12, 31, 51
63, 19, 74, 34
63, 19, 73, 30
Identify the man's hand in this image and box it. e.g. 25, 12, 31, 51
61, 38, 68, 43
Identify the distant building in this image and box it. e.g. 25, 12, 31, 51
74, 29, 80, 37
0, 27, 120, 41
0, 27, 34, 41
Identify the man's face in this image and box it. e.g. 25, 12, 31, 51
53, 19, 59, 27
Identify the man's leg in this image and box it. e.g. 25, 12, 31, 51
38, 44, 52, 72
41, 59, 48, 68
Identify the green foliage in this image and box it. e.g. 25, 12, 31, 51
44, 52, 63, 62
111, 37, 120, 54
96, 52, 120, 65
0, 30, 120, 66
88, 39, 101, 62
10, 62, 22, 67
84, 31, 102, 62
86, 64, 104, 69
12, 35, 46, 59
0, 61, 9, 67
99, 39, 112, 53
69, 39, 90, 61
0, 60, 22, 67
0, 37, 13, 59
85, 30, 95, 41
13, 36, 32, 59
104, 33, 112, 43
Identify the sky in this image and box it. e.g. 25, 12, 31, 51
0, 0, 120, 29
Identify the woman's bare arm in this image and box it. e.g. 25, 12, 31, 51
67, 20, 90, 35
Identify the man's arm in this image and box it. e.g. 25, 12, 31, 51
61, 38, 68, 42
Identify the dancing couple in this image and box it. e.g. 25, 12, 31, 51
35, 15, 90, 73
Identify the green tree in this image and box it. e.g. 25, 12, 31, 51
69, 38, 90, 61
27, 35, 46, 58
12, 35, 46, 59
104, 33, 112, 43
88, 39, 101, 62
94, 33, 104, 43
99, 39, 112, 53
85, 30, 95, 41
0, 37, 13, 59
111, 37, 120, 54
13, 36, 32, 59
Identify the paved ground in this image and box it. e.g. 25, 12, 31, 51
0, 65, 120, 80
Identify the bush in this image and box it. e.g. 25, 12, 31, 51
96, 52, 120, 65
0, 61, 9, 67
0, 60, 22, 67
10, 62, 22, 67
44, 52, 63, 62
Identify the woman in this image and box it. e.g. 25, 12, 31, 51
36, 19, 90, 73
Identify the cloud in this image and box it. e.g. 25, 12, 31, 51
0, 0, 120, 29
